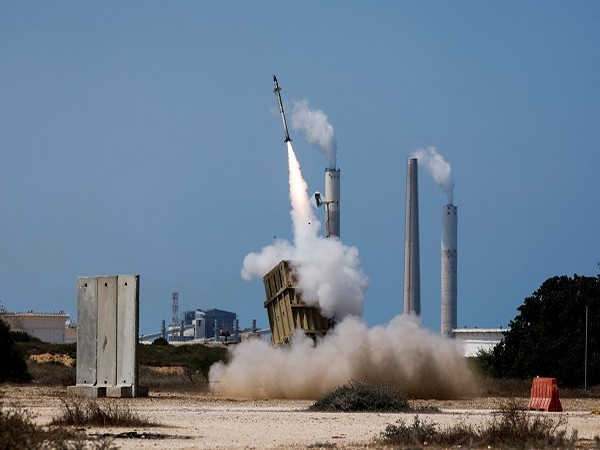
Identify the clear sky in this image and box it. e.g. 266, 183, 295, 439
1, 1, 598, 335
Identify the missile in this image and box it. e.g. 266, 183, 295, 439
273, 75, 292, 143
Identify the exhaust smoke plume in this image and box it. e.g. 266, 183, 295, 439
412, 146, 454, 203
241, 141, 366, 319
291, 99, 337, 169
209, 315, 474, 399
218, 141, 474, 400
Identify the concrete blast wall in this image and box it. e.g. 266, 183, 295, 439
324, 168, 340, 238
441, 204, 458, 335
70, 275, 144, 398
403, 158, 420, 315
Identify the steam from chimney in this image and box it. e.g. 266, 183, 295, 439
241, 142, 365, 319
291, 99, 337, 169
412, 147, 454, 203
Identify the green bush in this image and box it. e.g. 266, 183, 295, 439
9, 330, 41, 343
491, 274, 599, 387
151, 337, 169, 346
0, 319, 31, 383
138, 342, 228, 381
18, 340, 76, 360
27, 361, 76, 386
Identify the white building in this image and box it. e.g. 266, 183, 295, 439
452, 328, 507, 357
1, 311, 74, 344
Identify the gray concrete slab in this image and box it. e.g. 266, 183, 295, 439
67, 385, 107, 398
116, 275, 139, 395
96, 275, 118, 387
76, 277, 98, 386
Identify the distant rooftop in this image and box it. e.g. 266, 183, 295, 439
0, 310, 70, 317
452, 328, 508, 334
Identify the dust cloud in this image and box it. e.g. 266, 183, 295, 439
225, 139, 473, 400
209, 314, 475, 399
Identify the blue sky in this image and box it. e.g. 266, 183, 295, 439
1, 2, 598, 335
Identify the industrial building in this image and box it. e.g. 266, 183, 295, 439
183, 308, 237, 340
0, 310, 76, 344
453, 328, 506, 357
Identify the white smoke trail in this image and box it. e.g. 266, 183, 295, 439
228, 142, 473, 401
412, 147, 454, 203
241, 141, 366, 318
209, 314, 475, 399
291, 99, 337, 169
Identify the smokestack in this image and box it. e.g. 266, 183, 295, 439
441, 204, 457, 336
324, 168, 340, 238
403, 158, 420, 315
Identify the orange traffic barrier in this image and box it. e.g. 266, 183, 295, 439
527, 377, 563, 412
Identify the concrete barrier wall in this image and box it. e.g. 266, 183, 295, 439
71, 274, 143, 398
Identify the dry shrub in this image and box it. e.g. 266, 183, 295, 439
138, 364, 207, 392
0, 392, 113, 450
309, 379, 411, 412
27, 360, 76, 386
381, 399, 571, 449
52, 397, 157, 428
477, 376, 531, 397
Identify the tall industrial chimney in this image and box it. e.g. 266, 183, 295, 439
324, 168, 340, 238
403, 158, 420, 315
441, 204, 457, 336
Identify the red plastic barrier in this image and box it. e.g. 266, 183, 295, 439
527, 377, 563, 412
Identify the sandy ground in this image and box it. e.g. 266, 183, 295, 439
1, 385, 599, 449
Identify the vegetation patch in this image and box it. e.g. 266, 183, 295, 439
380, 399, 571, 448
0, 319, 32, 383
138, 342, 228, 391
29, 352, 75, 367
52, 397, 158, 428
488, 274, 599, 387
0, 392, 113, 450
27, 360, 76, 386
309, 379, 414, 412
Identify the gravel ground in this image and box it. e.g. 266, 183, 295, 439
1, 385, 599, 449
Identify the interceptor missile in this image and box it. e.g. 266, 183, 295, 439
273, 75, 292, 143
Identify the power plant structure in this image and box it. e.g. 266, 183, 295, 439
324, 168, 340, 238
315, 168, 341, 238
441, 204, 458, 336
171, 292, 179, 341
403, 158, 421, 316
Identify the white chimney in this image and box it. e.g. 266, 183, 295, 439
324, 168, 340, 238
441, 203, 457, 335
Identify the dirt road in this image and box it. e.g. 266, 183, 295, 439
1, 386, 599, 449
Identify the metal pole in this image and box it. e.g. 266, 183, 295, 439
584, 305, 588, 391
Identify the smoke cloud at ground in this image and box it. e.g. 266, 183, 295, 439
412, 146, 454, 203
291, 99, 337, 169
209, 315, 475, 399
